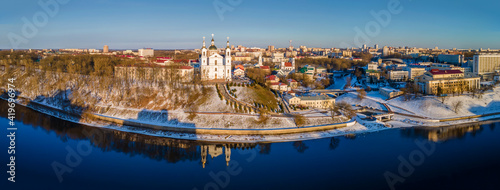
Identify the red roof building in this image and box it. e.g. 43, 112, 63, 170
429, 69, 463, 75
235, 65, 245, 70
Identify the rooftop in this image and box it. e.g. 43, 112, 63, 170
297, 95, 334, 101
430, 69, 463, 75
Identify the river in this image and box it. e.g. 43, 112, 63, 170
1, 100, 500, 190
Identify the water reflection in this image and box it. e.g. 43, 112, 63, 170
0, 100, 265, 167
401, 122, 497, 142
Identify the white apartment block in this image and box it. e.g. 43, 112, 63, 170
388, 70, 409, 81
404, 67, 426, 80
138, 48, 154, 57
473, 54, 500, 79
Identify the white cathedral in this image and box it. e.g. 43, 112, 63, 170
199, 34, 232, 81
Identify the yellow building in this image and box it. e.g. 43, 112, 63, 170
415, 69, 480, 95
285, 95, 335, 109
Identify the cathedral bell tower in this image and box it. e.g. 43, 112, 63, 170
201, 36, 207, 65
225, 37, 232, 81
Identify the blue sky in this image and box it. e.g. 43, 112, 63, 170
1, 0, 499, 49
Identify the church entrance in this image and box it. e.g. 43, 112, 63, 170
215, 73, 218, 79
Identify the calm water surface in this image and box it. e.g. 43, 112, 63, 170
1, 100, 500, 190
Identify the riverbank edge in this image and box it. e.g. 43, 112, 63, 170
4, 96, 358, 137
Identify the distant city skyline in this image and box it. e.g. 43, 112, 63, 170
1, 0, 499, 50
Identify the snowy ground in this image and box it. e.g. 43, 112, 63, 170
232, 86, 255, 105
197, 86, 234, 112
328, 77, 347, 90
336, 91, 385, 110
387, 87, 500, 119
336, 86, 500, 120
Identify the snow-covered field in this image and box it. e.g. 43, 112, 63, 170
197, 86, 234, 112
336, 91, 385, 110
387, 87, 500, 119
232, 87, 255, 105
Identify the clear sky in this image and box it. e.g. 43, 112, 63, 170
1, 0, 499, 50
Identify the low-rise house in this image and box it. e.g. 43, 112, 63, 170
281, 62, 294, 71
179, 66, 194, 82
260, 66, 271, 75
316, 67, 327, 74
266, 75, 280, 83
285, 95, 335, 109
494, 73, 500, 82
287, 79, 299, 89
379, 87, 403, 99
233, 67, 245, 76
269, 82, 289, 91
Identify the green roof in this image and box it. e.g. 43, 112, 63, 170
298, 95, 334, 101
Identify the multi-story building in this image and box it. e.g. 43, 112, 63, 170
404, 67, 426, 80
103, 45, 109, 53
415, 69, 480, 95
473, 54, 500, 80
388, 70, 409, 81
199, 34, 232, 81
366, 70, 380, 83
267, 46, 275, 52
114, 65, 194, 82
437, 54, 464, 65
138, 48, 154, 57
271, 52, 286, 63
367, 63, 379, 71
329, 50, 352, 58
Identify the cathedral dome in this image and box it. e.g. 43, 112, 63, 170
208, 45, 217, 50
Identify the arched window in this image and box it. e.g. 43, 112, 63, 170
215, 60, 217, 65
215, 68, 217, 72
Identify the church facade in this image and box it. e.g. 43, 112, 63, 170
199, 34, 232, 81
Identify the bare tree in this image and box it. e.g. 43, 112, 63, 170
440, 95, 448, 104
344, 77, 351, 89
293, 114, 306, 127
452, 101, 463, 114
357, 89, 367, 100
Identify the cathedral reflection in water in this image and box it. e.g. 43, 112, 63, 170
200, 145, 231, 168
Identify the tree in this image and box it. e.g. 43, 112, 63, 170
329, 104, 337, 119
344, 77, 351, 89
336, 102, 356, 119
440, 95, 448, 104
436, 85, 447, 103
292, 141, 309, 153
357, 89, 367, 100
257, 108, 270, 124
452, 101, 463, 114
293, 114, 306, 127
